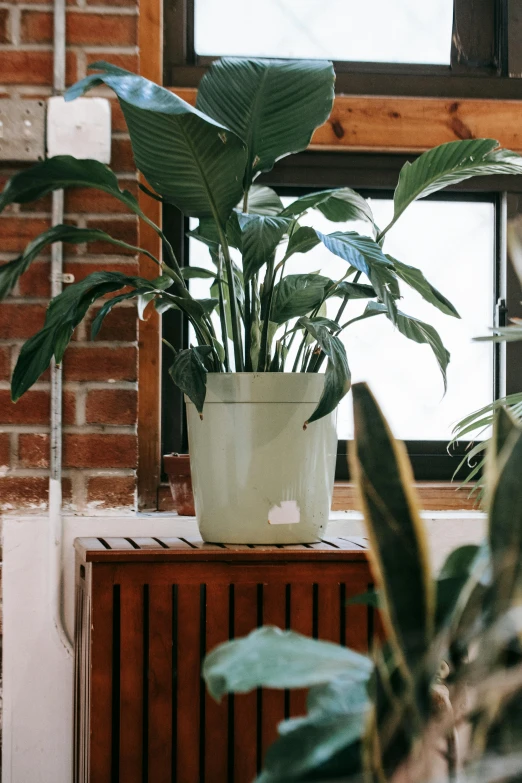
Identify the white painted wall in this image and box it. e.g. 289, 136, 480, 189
1, 511, 485, 783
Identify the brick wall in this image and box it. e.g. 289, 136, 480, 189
0, 0, 140, 513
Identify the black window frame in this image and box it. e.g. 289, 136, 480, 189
161, 150, 522, 481
164, 0, 522, 96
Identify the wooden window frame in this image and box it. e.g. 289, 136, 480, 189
138, 0, 522, 510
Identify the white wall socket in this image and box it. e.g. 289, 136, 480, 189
47, 96, 111, 163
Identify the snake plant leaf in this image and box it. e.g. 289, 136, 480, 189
366, 302, 450, 391
271, 274, 333, 324
388, 256, 460, 318
350, 382, 435, 677
237, 214, 291, 283
300, 321, 351, 427
316, 230, 393, 277
281, 187, 375, 228
0, 224, 159, 301
66, 62, 247, 224
203, 625, 372, 702
241, 185, 284, 216
168, 346, 213, 414
12, 271, 149, 401
285, 226, 321, 259
196, 57, 335, 188
389, 139, 522, 235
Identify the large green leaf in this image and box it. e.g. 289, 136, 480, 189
203, 626, 372, 702
271, 274, 332, 324
66, 62, 247, 224
240, 185, 283, 216
316, 230, 393, 277
300, 319, 351, 427
284, 225, 321, 259
0, 224, 159, 300
237, 214, 290, 282
168, 346, 213, 414
366, 302, 450, 390
350, 383, 434, 678
388, 256, 460, 318
333, 281, 377, 300
281, 188, 375, 230
12, 271, 149, 400
387, 139, 522, 237
196, 57, 335, 188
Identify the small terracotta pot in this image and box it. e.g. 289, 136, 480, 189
163, 453, 195, 516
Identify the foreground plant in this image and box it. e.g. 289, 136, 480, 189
2, 60, 522, 423
203, 382, 522, 782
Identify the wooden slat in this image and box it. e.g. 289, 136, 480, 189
337, 536, 368, 549
128, 537, 162, 549
148, 584, 173, 783
119, 583, 144, 783
89, 569, 114, 782
344, 577, 370, 654
332, 481, 477, 511
137, 0, 163, 510
306, 542, 339, 550
170, 88, 522, 153
204, 584, 230, 783
176, 584, 202, 782
261, 584, 287, 758
156, 537, 196, 550
233, 584, 259, 783
103, 537, 136, 551
317, 583, 341, 644
78, 537, 107, 552
289, 584, 314, 716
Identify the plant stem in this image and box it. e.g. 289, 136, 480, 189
217, 234, 244, 372
244, 280, 253, 371
308, 271, 363, 372
257, 285, 275, 371
216, 251, 231, 372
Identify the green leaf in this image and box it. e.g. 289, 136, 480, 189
0, 223, 159, 301
196, 57, 335, 188
389, 139, 522, 235
168, 346, 212, 414
438, 544, 481, 581
180, 266, 217, 280
90, 290, 142, 339
271, 274, 332, 324
350, 382, 435, 677
241, 185, 283, 216
333, 281, 377, 300
347, 590, 381, 609
388, 256, 460, 318
238, 214, 290, 282
12, 271, 148, 400
203, 626, 372, 702
366, 302, 450, 391
67, 62, 247, 224
285, 225, 321, 258
300, 320, 351, 426
281, 188, 375, 229
316, 230, 392, 277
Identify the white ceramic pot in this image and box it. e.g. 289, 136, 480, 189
185, 372, 338, 544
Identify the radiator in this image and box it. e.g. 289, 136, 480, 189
74, 535, 376, 783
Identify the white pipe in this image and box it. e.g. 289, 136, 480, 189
50, 0, 73, 653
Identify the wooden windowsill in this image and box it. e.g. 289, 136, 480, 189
157, 481, 477, 513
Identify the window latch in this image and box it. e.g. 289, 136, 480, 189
495, 298, 508, 328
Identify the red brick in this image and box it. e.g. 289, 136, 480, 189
110, 137, 135, 173
0, 50, 76, 86
85, 51, 138, 72
64, 180, 138, 214
0, 433, 10, 466
87, 0, 136, 6
20, 10, 52, 42
0, 217, 51, 253
0, 477, 48, 510
63, 260, 139, 283
63, 345, 137, 381
87, 475, 136, 507
0, 389, 49, 424
18, 433, 49, 468
68, 12, 137, 46
0, 302, 46, 338
109, 100, 128, 133
0, 9, 10, 44
63, 433, 137, 468
63, 390, 76, 425
85, 303, 137, 342
86, 388, 136, 424
85, 218, 138, 254
18, 260, 51, 298
0, 346, 10, 381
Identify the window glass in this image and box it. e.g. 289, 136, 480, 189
194, 0, 453, 65
188, 196, 495, 441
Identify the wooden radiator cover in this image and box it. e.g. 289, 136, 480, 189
74, 535, 377, 783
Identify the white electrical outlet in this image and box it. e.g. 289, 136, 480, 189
47, 96, 112, 163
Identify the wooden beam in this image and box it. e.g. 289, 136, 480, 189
170, 89, 522, 153
137, 0, 163, 510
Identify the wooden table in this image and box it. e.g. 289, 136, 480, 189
74, 535, 376, 783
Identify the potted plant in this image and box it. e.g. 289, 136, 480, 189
203, 383, 522, 782
1, 59, 522, 542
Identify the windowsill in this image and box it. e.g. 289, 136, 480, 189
157, 480, 478, 513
